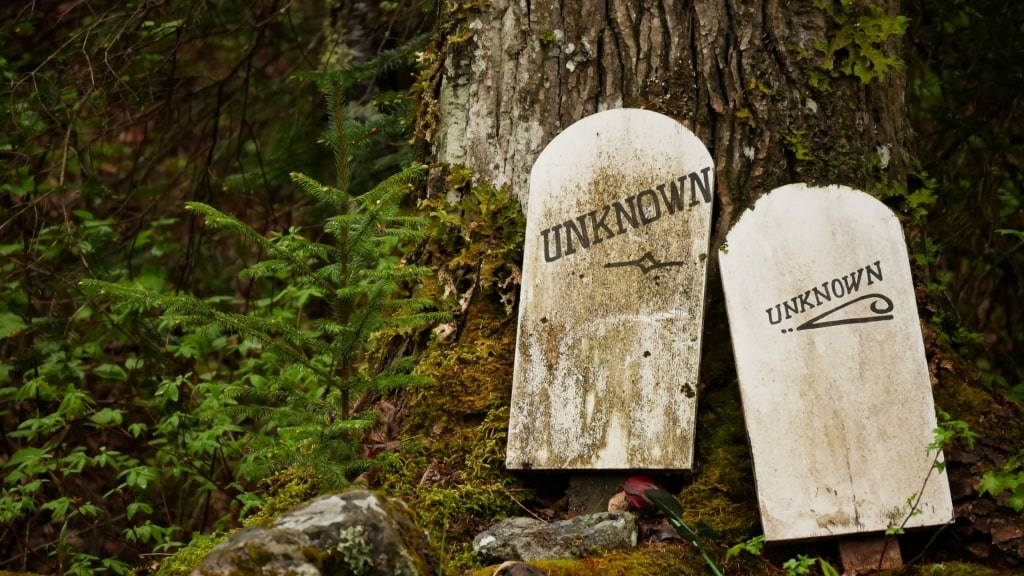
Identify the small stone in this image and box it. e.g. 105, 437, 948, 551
607, 491, 630, 512
472, 512, 636, 562
990, 519, 1024, 544
966, 540, 991, 559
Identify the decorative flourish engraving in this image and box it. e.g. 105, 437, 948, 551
604, 251, 687, 274
795, 293, 894, 331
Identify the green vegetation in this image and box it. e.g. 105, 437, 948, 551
783, 128, 814, 161
635, 483, 724, 576
809, 0, 910, 89
0, 0, 1022, 575
979, 453, 1024, 512
333, 525, 372, 574
0, 2, 438, 573
84, 63, 446, 489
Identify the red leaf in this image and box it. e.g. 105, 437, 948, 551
622, 475, 660, 509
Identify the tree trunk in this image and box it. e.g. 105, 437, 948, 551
415, 1, 1024, 569
422, 0, 907, 234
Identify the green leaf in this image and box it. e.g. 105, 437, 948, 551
820, 558, 841, 576
93, 447, 123, 469
59, 450, 89, 475
101, 557, 131, 574
78, 501, 101, 517
0, 313, 27, 340
907, 187, 937, 209
1007, 491, 1024, 512
979, 472, 1000, 497
95, 363, 128, 381
128, 422, 148, 437
726, 534, 765, 560
119, 465, 158, 490
642, 487, 684, 523
156, 377, 181, 403
5, 447, 47, 471
90, 407, 124, 427
41, 496, 71, 519
979, 471, 1010, 497
126, 501, 153, 519
996, 229, 1024, 241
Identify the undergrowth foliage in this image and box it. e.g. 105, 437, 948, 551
84, 66, 445, 488
0, 3, 326, 572
0, 53, 444, 573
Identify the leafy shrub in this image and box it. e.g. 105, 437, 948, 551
3, 36, 441, 574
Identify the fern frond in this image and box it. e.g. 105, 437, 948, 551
85, 45, 449, 494
80, 279, 165, 311
389, 295, 443, 313
238, 258, 295, 280
381, 311, 451, 336
201, 310, 324, 374
361, 162, 426, 202
342, 33, 430, 87
216, 403, 278, 425
185, 202, 272, 246
360, 264, 433, 283
375, 355, 417, 376
376, 214, 429, 232
186, 202, 330, 293
289, 172, 348, 210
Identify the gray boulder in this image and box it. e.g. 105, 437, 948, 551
190, 490, 438, 576
472, 512, 636, 562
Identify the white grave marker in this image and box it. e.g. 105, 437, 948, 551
719, 184, 954, 541
506, 109, 714, 470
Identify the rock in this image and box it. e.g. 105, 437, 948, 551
189, 528, 321, 576
607, 491, 630, 512
472, 512, 636, 562
190, 490, 439, 576
990, 519, 1023, 545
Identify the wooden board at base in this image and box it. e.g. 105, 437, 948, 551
506, 108, 714, 470
718, 184, 954, 541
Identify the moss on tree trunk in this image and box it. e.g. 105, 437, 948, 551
405, 0, 1024, 572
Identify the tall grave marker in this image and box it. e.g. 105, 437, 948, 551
507, 109, 714, 471
719, 184, 953, 556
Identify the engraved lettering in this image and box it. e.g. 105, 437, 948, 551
542, 225, 563, 263
636, 188, 662, 225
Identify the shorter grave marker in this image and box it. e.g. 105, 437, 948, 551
506, 108, 714, 471
719, 184, 954, 545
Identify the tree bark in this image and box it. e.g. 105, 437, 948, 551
422, 0, 907, 242
414, 2, 1024, 568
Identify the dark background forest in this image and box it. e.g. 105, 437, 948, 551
0, 0, 1021, 574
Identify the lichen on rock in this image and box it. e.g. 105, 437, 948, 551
189, 490, 439, 576
472, 512, 637, 562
